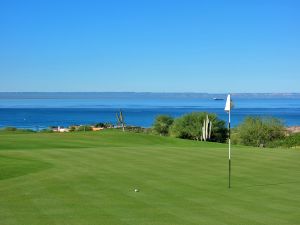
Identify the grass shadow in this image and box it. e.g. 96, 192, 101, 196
0, 155, 52, 181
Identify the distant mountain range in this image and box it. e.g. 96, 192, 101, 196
0, 92, 300, 99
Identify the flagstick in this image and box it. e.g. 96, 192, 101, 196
225, 94, 233, 189
228, 109, 231, 189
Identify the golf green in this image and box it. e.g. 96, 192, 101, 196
0, 130, 299, 225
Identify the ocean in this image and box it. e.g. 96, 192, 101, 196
0, 93, 299, 129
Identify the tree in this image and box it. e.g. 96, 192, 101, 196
95, 122, 105, 128
170, 112, 227, 142
94, 122, 113, 128
237, 116, 285, 147
153, 115, 174, 136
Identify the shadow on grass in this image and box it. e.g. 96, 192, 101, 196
238, 181, 300, 188
0, 155, 52, 181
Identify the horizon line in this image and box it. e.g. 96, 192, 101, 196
0, 91, 300, 94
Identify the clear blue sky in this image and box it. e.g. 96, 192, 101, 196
0, 0, 299, 92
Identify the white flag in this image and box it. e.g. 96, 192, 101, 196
224, 94, 232, 112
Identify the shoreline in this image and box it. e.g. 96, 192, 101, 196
2, 125, 300, 134
286, 126, 300, 134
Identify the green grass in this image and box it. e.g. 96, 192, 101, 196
0, 130, 299, 225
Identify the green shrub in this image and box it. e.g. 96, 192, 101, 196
268, 133, 300, 148
153, 115, 174, 136
39, 129, 54, 133
0, 127, 36, 133
95, 122, 113, 128
236, 117, 285, 147
77, 125, 92, 132
122, 126, 151, 133
69, 126, 77, 132
2, 127, 17, 131
170, 112, 227, 142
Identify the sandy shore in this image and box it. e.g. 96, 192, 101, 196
286, 126, 300, 134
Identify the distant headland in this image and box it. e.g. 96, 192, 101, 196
0, 92, 300, 99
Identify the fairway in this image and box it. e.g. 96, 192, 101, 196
0, 130, 299, 225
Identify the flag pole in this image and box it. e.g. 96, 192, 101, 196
228, 108, 231, 189
225, 94, 232, 189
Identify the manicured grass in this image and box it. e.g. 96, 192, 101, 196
0, 130, 299, 225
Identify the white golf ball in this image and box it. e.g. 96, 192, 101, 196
134, 189, 139, 192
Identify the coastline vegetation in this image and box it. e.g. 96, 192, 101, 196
152, 113, 227, 142
152, 113, 299, 149
1, 113, 299, 149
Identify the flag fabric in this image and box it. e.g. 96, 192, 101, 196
224, 94, 232, 112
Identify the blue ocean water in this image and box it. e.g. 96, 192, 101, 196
0, 95, 299, 129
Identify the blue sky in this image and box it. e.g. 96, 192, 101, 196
0, 0, 299, 92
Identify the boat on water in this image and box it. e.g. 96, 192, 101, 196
213, 98, 224, 101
